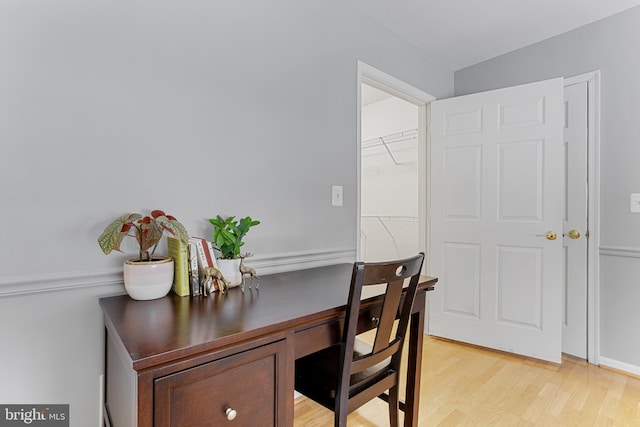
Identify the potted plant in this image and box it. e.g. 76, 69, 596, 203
209, 215, 260, 287
98, 209, 189, 300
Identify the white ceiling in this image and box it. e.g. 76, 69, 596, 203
344, 0, 640, 70
361, 84, 393, 107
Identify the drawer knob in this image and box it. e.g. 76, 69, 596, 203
371, 317, 380, 324
225, 407, 237, 421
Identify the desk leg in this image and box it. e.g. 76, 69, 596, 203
405, 291, 425, 427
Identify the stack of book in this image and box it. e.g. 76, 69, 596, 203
190, 237, 223, 295
167, 236, 222, 296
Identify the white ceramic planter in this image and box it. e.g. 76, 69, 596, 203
123, 256, 174, 300
216, 258, 242, 288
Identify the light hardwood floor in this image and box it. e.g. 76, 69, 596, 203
294, 335, 640, 426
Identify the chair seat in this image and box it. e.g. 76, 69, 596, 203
295, 339, 394, 410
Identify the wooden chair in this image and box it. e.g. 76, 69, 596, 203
295, 253, 425, 427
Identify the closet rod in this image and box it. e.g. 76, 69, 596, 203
361, 128, 418, 149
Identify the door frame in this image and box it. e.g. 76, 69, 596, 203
564, 71, 601, 364
356, 61, 435, 263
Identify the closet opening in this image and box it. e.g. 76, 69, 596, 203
360, 83, 420, 261
356, 62, 434, 268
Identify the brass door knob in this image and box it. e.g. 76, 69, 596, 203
539, 231, 557, 241
567, 229, 581, 239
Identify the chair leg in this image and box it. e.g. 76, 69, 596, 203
335, 408, 348, 427
388, 385, 399, 427
334, 395, 348, 427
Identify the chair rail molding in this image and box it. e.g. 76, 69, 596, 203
0, 268, 124, 298
0, 248, 357, 298
600, 245, 640, 258
249, 247, 356, 275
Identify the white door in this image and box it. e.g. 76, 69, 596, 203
428, 78, 564, 363
562, 81, 588, 358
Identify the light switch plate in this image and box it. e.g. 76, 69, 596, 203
332, 185, 343, 207
630, 193, 640, 213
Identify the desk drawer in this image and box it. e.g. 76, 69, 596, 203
154, 340, 287, 427
295, 319, 341, 358
294, 304, 383, 358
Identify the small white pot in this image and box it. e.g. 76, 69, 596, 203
216, 258, 242, 288
123, 256, 174, 300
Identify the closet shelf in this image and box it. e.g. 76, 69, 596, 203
362, 129, 418, 165
360, 215, 419, 259
361, 215, 418, 222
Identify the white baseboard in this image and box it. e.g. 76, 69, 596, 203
598, 356, 640, 377
0, 248, 357, 298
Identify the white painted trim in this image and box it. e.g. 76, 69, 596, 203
250, 248, 356, 275
599, 356, 640, 377
356, 61, 435, 263
418, 103, 429, 269
563, 71, 601, 365
425, 103, 432, 274
0, 268, 124, 298
358, 61, 436, 106
0, 248, 356, 297
356, 72, 363, 260
600, 245, 640, 258
588, 71, 602, 367
99, 374, 105, 427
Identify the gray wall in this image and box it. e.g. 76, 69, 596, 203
455, 7, 640, 369
0, 1, 453, 425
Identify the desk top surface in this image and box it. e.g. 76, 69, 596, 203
100, 263, 437, 370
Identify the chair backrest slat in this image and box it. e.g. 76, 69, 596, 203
372, 279, 404, 354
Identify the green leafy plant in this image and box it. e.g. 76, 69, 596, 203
98, 209, 189, 262
209, 215, 260, 259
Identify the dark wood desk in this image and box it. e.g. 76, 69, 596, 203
100, 263, 437, 426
